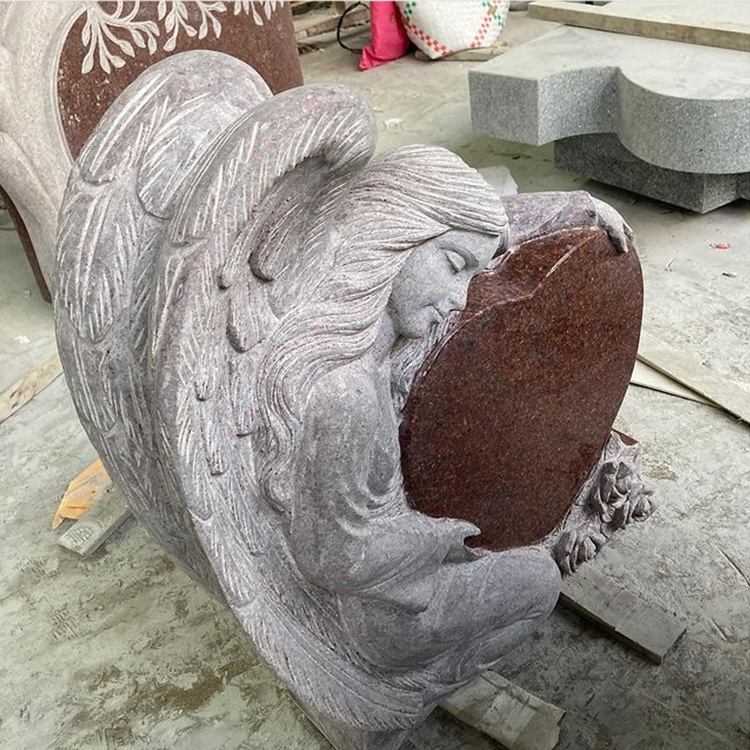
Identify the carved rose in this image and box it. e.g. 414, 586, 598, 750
551, 434, 654, 576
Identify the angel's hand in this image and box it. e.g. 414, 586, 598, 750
437, 518, 483, 563
590, 197, 634, 254
554, 527, 608, 576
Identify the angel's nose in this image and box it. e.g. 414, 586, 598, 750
448, 282, 470, 312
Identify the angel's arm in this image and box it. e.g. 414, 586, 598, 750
501, 192, 634, 254
290, 373, 477, 612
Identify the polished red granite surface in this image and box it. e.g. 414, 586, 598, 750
401, 228, 643, 551
57, 3, 303, 159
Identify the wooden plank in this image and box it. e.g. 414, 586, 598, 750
440, 671, 564, 750
52, 459, 113, 528
528, 1, 750, 53
298, 24, 368, 51
630, 360, 714, 407
638, 330, 750, 425
0, 353, 62, 425
294, 5, 367, 41
57, 487, 132, 557
559, 566, 687, 664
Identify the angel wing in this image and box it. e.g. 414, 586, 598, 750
148, 74, 430, 729
57, 52, 427, 729
55, 52, 272, 594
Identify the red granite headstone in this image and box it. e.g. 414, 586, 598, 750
57, 2, 303, 159
400, 228, 643, 551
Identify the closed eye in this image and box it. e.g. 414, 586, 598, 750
445, 250, 466, 273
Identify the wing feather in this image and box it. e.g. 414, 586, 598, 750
59, 54, 429, 730
55, 52, 273, 596
150, 83, 431, 728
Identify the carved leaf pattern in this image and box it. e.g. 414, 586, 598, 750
81, 0, 279, 73
80, 1, 160, 75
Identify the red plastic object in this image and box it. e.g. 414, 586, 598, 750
359, 1, 411, 71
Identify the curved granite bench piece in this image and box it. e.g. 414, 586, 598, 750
469, 25, 750, 211
469, 25, 750, 175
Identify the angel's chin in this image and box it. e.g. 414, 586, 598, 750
396, 306, 444, 340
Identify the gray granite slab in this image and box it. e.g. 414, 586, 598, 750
593, 1, 750, 36
555, 133, 750, 213
470, 25, 750, 175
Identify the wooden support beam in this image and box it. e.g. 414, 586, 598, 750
440, 671, 564, 750
528, 2, 750, 53
630, 360, 713, 407
52, 459, 113, 528
559, 566, 687, 664
0, 353, 62, 425
294, 5, 367, 41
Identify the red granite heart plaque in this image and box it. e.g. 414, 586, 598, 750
400, 228, 643, 551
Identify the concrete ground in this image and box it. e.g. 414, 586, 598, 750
1, 12, 748, 750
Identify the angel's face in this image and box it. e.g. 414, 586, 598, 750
388, 230, 500, 340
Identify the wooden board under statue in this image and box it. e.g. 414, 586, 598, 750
400, 226, 644, 551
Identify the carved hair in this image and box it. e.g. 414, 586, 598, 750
254, 146, 508, 513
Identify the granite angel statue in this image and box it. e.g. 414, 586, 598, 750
55, 52, 639, 749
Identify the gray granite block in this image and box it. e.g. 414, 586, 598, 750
469, 26, 750, 175
555, 134, 750, 213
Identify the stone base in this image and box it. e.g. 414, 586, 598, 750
555, 134, 750, 214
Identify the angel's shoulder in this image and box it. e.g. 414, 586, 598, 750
306, 363, 379, 430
